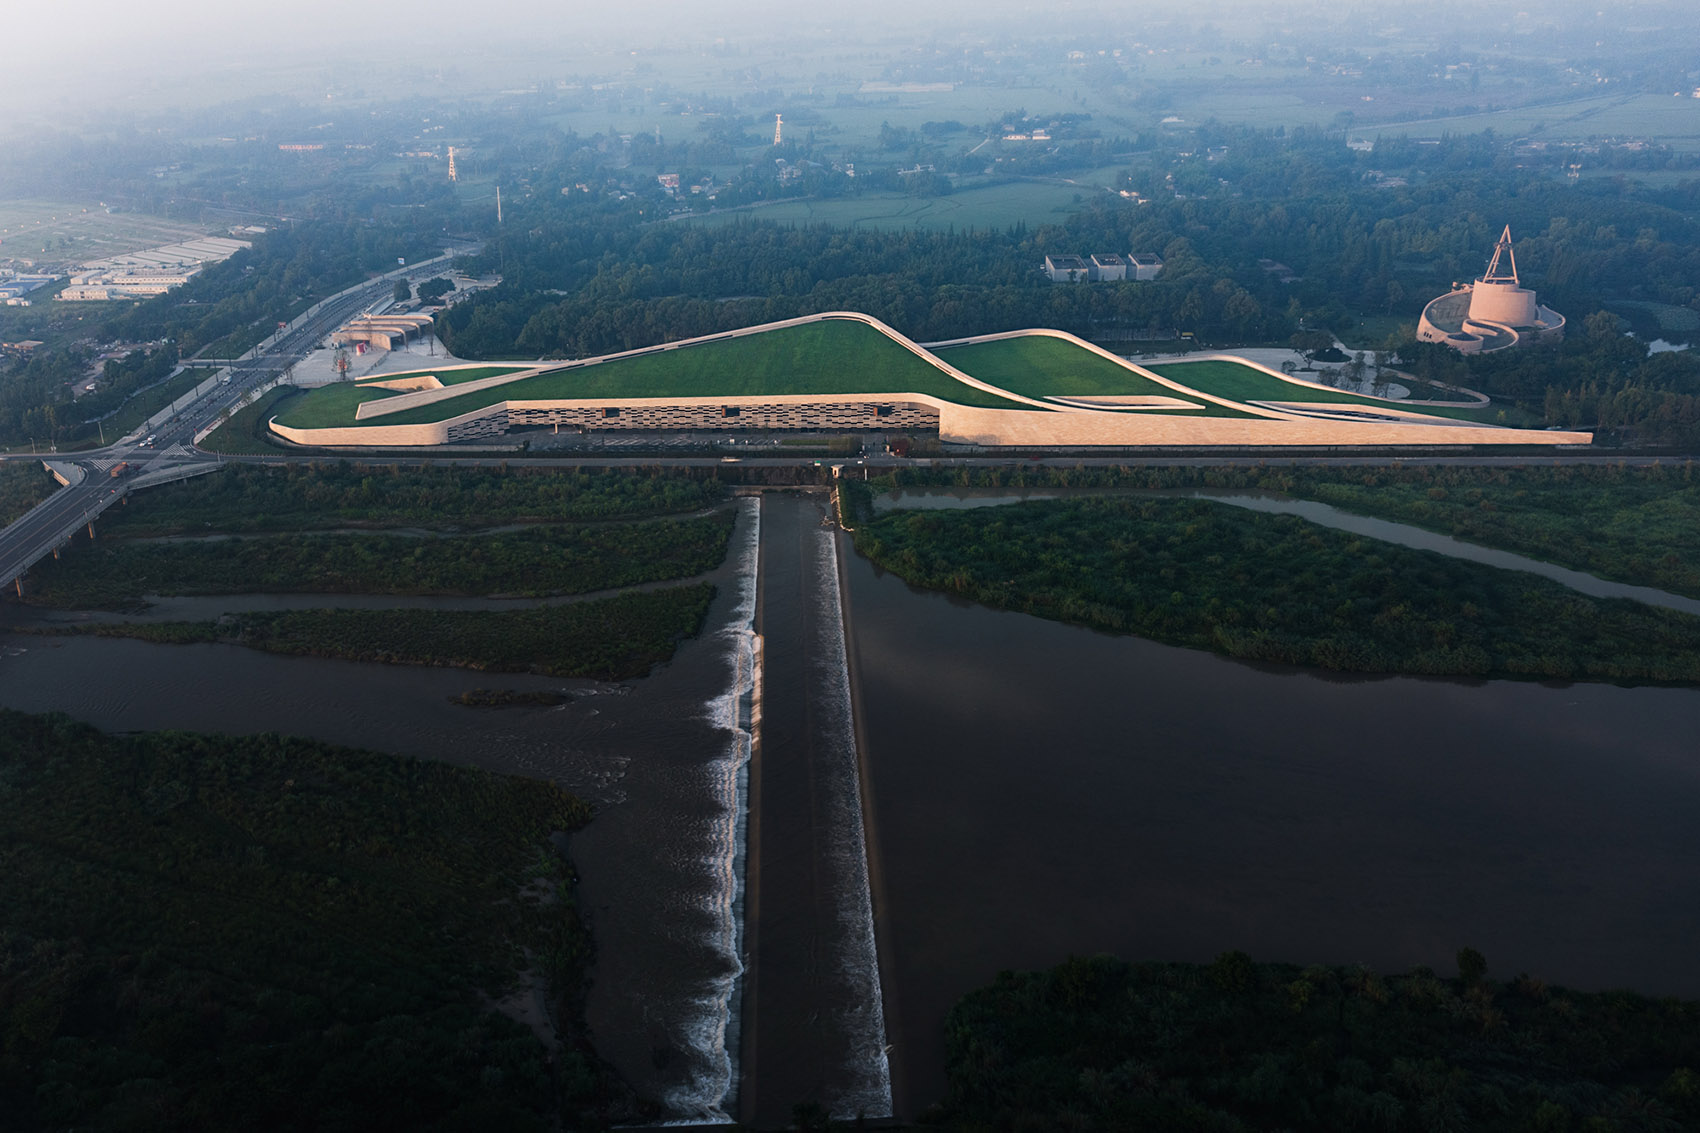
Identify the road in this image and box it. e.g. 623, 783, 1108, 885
0, 251, 468, 593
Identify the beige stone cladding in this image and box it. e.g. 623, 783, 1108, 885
936, 404, 1591, 447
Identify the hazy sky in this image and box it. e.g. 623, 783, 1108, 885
6, 0, 1687, 132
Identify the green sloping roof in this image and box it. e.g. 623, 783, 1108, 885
276, 318, 1032, 430
937, 336, 1258, 419
1149, 360, 1494, 422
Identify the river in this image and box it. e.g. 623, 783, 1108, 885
0, 497, 765, 1123
5, 487, 1699, 1126
841, 524, 1700, 1116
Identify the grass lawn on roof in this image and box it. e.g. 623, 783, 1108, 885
272, 382, 404, 429
356, 365, 532, 386
937, 336, 1259, 418
1148, 359, 1499, 423
277, 319, 1033, 430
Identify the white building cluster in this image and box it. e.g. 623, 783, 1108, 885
58, 236, 251, 302
1044, 253, 1163, 283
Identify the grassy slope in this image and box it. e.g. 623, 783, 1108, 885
274, 318, 1030, 429
1150, 359, 1498, 422
937, 336, 1256, 418
0, 710, 630, 1131
850, 494, 1700, 683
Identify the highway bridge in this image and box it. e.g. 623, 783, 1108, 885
0, 250, 466, 595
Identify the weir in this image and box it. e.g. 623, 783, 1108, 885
672, 495, 762, 1121
741, 492, 891, 1127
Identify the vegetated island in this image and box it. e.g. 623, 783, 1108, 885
0, 459, 56, 527
0, 710, 646, 1131
865, 462, 1700, 599
841, 487, 1700, 684
451, 688, 574, 709
92, 462, 730, 536
34, 584, 715, 681
938, 951, 1700, 1131
22, 513, 733, 610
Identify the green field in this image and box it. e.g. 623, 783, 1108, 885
276, 318, 1035, 430
687, 180, 1100, 233
936, 336, 1257, 419
1359, 93, 1700, 151
0, 199, 213, 264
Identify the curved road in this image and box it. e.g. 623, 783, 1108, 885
0, 253, 467, 592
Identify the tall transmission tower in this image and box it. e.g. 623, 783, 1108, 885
447, 146, 458, 182
773, 114, 783, 146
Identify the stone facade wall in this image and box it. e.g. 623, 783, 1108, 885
502, 400, 938, 432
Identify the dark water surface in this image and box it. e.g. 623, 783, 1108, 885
841, 544, 1700, 1118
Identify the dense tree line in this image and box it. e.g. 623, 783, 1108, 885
436, 126, 1700, 443
23, 510, 733, 610
0, 460, 55, 527
866, 461, 1700, 598
1397, 312, 1700, 446
99, 462, 729, 536
0, 710, 641, 1131
939, 952, 1700, 1130
845, 493, 1700, 683
0, 221, 443, 449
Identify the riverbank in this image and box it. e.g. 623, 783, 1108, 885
940, 953, 1700, 1129
845, 490, 1700, 685
25, 583, 715, 680
841, 542, 1700, 1114
0, 471, 773, 1124
866, 462, 1700, 599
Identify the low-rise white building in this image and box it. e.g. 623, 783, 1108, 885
1129, 253, 1164, 280
1044, 254, 1090, 282
1089, 254, 1127, 281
